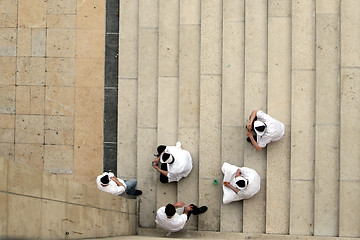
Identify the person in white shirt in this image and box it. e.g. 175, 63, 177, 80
151, 141, 192, 183
96, 172, 142, 196
246, 110, 285, 151
155, 201, 208, 232
222, 162, 261, 204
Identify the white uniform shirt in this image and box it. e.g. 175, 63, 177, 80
165, 142, 193, 182
96, 172, 127, 196
155, 206, 187, 232
222, 162, 261, 204
236, 167, 261, 199
256, 110, 285, 148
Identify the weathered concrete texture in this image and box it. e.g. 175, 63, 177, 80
138, 28, 158, 129
178, 128, 199, 230
159, 0, 179, 77
341, 0, 360, 67
292, 0, 315, 70
2, 158, 137, 239
201, 0, 222, 75
119, 0, 138, 79
314, 8, 340, 237
179, 25, 200, 128
244, 0, 267, 73
156, 76, 178, 210
290, 180, 314, 235
137, 128, 158, 228
339, 69, 360, 237
222, 20, 244, 127
243, 180, 266, 233
118, 80, 137, 179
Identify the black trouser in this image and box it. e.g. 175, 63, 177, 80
160, 162, 169, 183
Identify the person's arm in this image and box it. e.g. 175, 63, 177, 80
152, 163, 169, 176
235, 168, 241, 177
152, 150, 165, 166
110, 176, 126, 189
246, 131, 263, 151
224, 182, 240, 194
174, 201, 185, 208
246, 110, 258, 131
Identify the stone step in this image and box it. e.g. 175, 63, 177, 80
198, 0, 223, 232
156, 0, 179, 215
266, 0, 292, 235
136, 0, 158, 228
118, 0, 138, 180
243, 0, 268, 234
178, 0, 201, 230
137, 227, 360, 240
339, 0, 360, 237
220, 0, 245, 232
314, 0, 340, 237
290, 0, 316, 236
115, 0, 359, 237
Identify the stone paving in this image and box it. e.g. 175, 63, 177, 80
0, 0, 105, 186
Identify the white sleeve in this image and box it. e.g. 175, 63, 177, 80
256, 110, 267, 121
113, 185, 126, 195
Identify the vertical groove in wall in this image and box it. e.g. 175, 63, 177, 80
103, 0, 119, 173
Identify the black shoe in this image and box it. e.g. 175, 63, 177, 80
192, 206, 208, 215
133, 190, 142, 196
197, 206, 208, 214
246, 137, 251, 142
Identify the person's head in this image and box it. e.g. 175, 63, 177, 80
235, 176, 248, 189
155, 145, 167, 157
165, 204, 176, 218
160, 153, 174, 164
100, 174, 110, 185
254, 121, 266, 136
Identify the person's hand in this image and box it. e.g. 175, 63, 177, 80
223, 182, 231, 187
152, 160, 158, 166
184, 205, 193, 213
110, 176, 117, 181
246, 123, 252, 131
246, 131, 253, 137
151, 162, 159, 169
174, 201, 185, 208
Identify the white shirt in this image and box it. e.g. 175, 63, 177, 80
165, 142, 193, 182
222, 162, 261, 204
96, 172, 127, 196
256, 110, 285, 148
155, 206, 187, 232
236, 167, 261, 199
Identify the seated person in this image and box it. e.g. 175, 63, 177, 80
222, 162, 260, 204
96, 172, 142, 196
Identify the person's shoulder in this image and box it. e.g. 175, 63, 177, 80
256, 110, 266, 117
157, 206, 166, 213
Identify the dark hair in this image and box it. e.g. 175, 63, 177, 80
162, 153, 170, 162
165, 204, 176, 217
100, 175, 109, 185
255, 125, 265, 132
155, 145, 167, 157
236, 180, 246, 188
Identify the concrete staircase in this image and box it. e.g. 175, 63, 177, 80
116, 0, 360, 238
